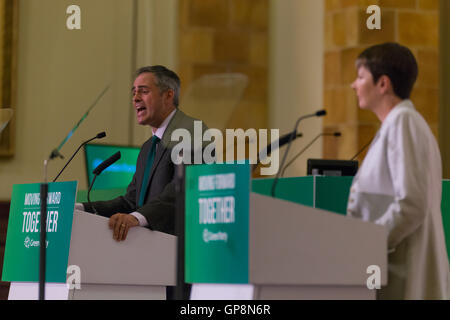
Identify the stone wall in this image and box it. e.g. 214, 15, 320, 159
178, 0, 268, 131
323, 0, 440, 162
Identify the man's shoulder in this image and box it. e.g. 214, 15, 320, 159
170, 109, 208, 132
161, 109, 209, 149
176, 109, 202, 124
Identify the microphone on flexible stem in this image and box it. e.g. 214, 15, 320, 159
53, 131, 106, 182
350, 137, 374, 161
252, 131, 303, 173
87, 151, 121, 214
280, 131, 341, 177
271, 110, 326, 197
39, 179, 47, 300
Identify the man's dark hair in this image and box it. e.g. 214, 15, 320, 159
356, 43, 418, 99
135, 65, 181, 107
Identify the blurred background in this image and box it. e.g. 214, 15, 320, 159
0, 0, 448, 198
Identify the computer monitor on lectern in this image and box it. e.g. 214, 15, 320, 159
307, 159, 358, 177
84, 143, 140, 190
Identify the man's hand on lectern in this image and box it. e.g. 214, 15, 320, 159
109, 213, 139, 241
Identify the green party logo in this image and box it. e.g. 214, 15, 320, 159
23, 236, 46, 249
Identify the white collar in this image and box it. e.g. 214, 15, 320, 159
383, 99, 415, 123
152, 109, 177, 140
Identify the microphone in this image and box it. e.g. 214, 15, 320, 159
350, 137, 374, 161
281, 132, 341, 177
253, 131, 303, 172
315, 110, 326, 117
52, 132, 106, 182
92, 151, 121, 175
88, 151, 121, 214
271, 109, 326, 197
264, 131, 303, 156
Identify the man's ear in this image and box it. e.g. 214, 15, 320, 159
164, 89, 175, 104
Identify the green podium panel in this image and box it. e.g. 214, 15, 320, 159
2, 181, 77, 283
185, 163, 251, 284
252, 176, 353, 215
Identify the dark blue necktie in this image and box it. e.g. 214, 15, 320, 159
138, 135, 160, 207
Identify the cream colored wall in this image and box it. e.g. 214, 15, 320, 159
0, 0, 179, 200
131, 0, 178, 146
0, 0, 135, 200
269, 0, 324, 177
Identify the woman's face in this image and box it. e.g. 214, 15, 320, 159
351, 65, 379, 111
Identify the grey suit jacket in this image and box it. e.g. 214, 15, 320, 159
84, 109, 208, 235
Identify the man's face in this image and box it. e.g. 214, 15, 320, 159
132, 72, 173, 128
351, 65, 380, 111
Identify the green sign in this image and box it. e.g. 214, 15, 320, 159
185, 163, 250, 284
2, 181, 77, 283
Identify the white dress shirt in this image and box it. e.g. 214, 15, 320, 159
347, 100, 450, 299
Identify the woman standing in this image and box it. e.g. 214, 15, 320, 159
347, 43, 450, 299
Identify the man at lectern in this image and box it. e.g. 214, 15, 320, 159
347, 43, 450, 299
77, 65, 208, 241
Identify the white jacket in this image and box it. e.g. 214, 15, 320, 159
347, 100, 450, 299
